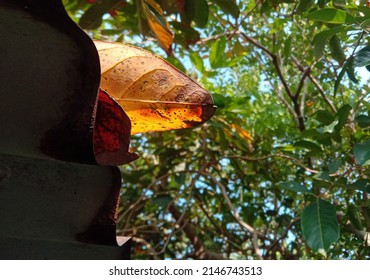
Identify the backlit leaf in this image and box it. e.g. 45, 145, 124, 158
93, 89, 139, 166
306, 8, 356, 24
345, 56, 359, 84
210, 38, 227, 68
230, 124, 253, 143
142, 0, 174, 53
189, 51, 205, 73
354, 45, 370, 68
94, 40, 216, 135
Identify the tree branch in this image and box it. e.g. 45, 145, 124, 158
291, 55, 337, 113
168, 203, 228, 259
201, 171, 264, 259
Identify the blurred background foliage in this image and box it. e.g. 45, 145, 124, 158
64, 0, 370, 259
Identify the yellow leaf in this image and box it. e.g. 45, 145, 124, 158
231, 124, 253, 143
94, 40, 216, 135
143, 0, 163, 14
141, 0, 173, 52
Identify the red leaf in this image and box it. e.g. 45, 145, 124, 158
93, 89, 139, 166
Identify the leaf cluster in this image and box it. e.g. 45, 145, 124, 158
64, 0, 370, 259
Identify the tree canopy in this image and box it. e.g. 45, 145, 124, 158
64, 0, 370, 259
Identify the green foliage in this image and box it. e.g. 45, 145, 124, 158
354, 140, 370, 166
301, 199, 339, 252
64, 0, 370, 259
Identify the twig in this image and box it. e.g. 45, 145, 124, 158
133, 237, 161, 260
265, 217, 300, 256
291, 55, 337, 113
223, 153, 320, 174
201, 171, 264, 259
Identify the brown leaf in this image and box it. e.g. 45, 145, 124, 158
95, 40, 216, 135
93, 89, 139, 166
141, 0, 174, 53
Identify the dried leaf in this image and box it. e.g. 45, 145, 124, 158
94, 40, 216, 135
231, 124, 253, 143
93, 89, 139, 166
141, 0, 174, 53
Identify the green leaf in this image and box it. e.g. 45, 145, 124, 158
312, 26, 345, 59
357, 7, 370, 18
329, 35, 345, 64
301, 199, 340, 252
347, 205, 363, 230
296, 0, 314, 14
335, 58, 360, 97
185, 0, 209, 27
306, 8, 357, 24
283, 36, 292, 57
317, 0, 328, 8
347, 179, 370, 193
209, 38, 227, 68
152, 195, 173, 208
194, 0, 209, 27
334, 104, 351, 131
294, 140, 323, 153
354, 45, 370, 68
189, 51, 205, 73
354, 140, 370, 166
79, 0, 121, 29
175, 173, 186, 186
277, 181, 313, 194
328, 157, 342, 173
360, 18, 370, 29
213, 0, 240, 18
315, 110, 335, 125
313, 171, 331, 182
212, 93, 226, 108
334, 62, 346, 96
166, 56, 186, 73
345, 56, 359, 83
356, 114, 370, 129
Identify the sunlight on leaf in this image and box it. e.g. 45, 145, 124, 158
141, 0, 174, 53
307, 8, 356, 24
94, 40, 216, 135
230, 124, 253, 143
